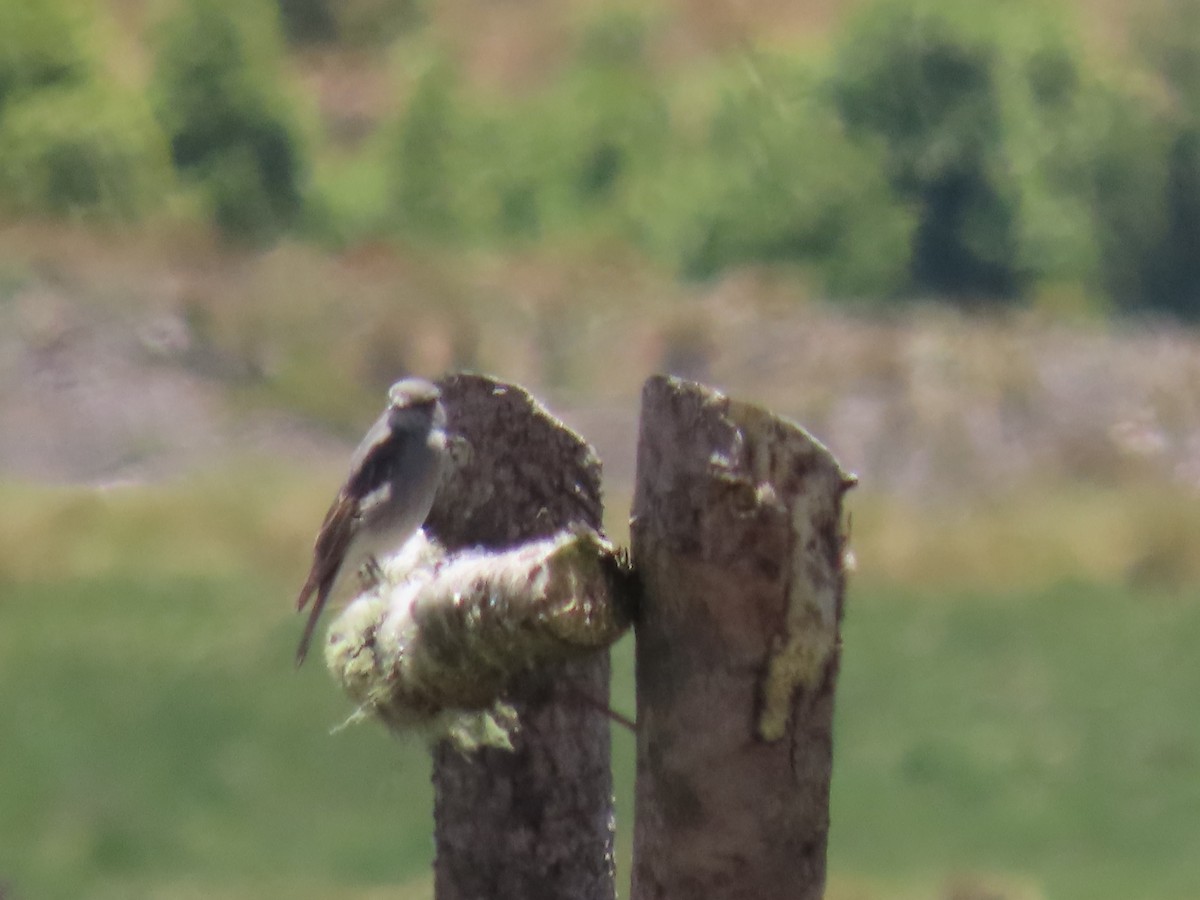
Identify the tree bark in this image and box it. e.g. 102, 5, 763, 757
424, 373, 617, 900
630, 375, 855, 900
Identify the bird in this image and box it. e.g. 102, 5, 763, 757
295, 378, 447, 665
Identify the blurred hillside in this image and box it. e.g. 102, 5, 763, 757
3, 229, 1200, 513
0, 0, 1199, 497
2, 0, 1200, 305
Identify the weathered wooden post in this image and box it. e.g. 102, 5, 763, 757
421, 374, 619, 900
630, 376, 855, 900
319, 373, 851, 898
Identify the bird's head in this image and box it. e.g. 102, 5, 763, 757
387, 378, 445, 429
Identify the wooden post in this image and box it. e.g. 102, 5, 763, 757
630, 376, 855, 900
423, 374, 617, 900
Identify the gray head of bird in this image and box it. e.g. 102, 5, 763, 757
387, 378, 445, 429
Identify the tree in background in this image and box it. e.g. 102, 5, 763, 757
0, 0, 1195, 318
826, 0, 1103, 305
0, 83, 172, 222
1102, 0, 1200, 319
275, 0, 427, 47
388, 54, 464, 240
0, 0, 88, 113
0, 0, 171, 222
150, 0, 306, 242
628, 52, 914, 296
385, 11, 671, 247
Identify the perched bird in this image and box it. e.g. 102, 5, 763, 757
295, 378, 447, 665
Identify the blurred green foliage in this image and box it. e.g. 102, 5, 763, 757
276, 0, 427, 47
632, 54, 913, 294
829, 2, 1022, 299
1102, 0, 1200, 319
149, 0, 306, 241
388, 55, 466, 240
0, 0, 90, 112
359, 0, 1199, 312
383, 12, 671, 247
519, 11, 670, 238
0, 0, 169, 221
0, 84, 172, 222
0, 0, 1198, 315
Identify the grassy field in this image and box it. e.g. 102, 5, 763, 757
832, 582, 1200, 900
1, 477, 1198, 899
0, 570, 435, 899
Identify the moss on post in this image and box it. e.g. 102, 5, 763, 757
324, 528, 631, 750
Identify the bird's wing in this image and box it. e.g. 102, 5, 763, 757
297, 408, 400, 613
346, 409, 396, 481
347, 420, 415, 499
294, 490, 359, 665
297, 490, 359, 611
294, 411, 413, 664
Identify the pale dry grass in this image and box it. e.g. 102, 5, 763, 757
0, 463, 328, 587
827, 871, 1046, 900
6, 220, 1200, 504
849, 482, 1200, 590
87, 875, 434, 900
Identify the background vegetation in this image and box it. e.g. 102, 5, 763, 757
1, 0, 1199, 897
0, 0, 1198, 315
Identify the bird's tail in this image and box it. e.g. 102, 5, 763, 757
296, 571, 318, 611
294, 576, 326, 667
292, 588, 326, 667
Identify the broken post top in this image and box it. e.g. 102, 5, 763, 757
424, 373, 604, 550
633, 374, 855, 565
632, 374, 856, 741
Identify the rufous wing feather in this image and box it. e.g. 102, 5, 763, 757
295, 492, 359, 665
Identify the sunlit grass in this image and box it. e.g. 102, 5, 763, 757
0, 465, 331, 587
849, 481, 1200, 592
2, 473, 1198, 897
86, 875, 434, 900
832, 581, 1200, 900
5, 570, 1197, 899
0, 572, 436, 900
8, 473, 1199, 594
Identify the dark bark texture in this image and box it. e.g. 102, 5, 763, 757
630, 375, 855, 900
426, 373, 616, 900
